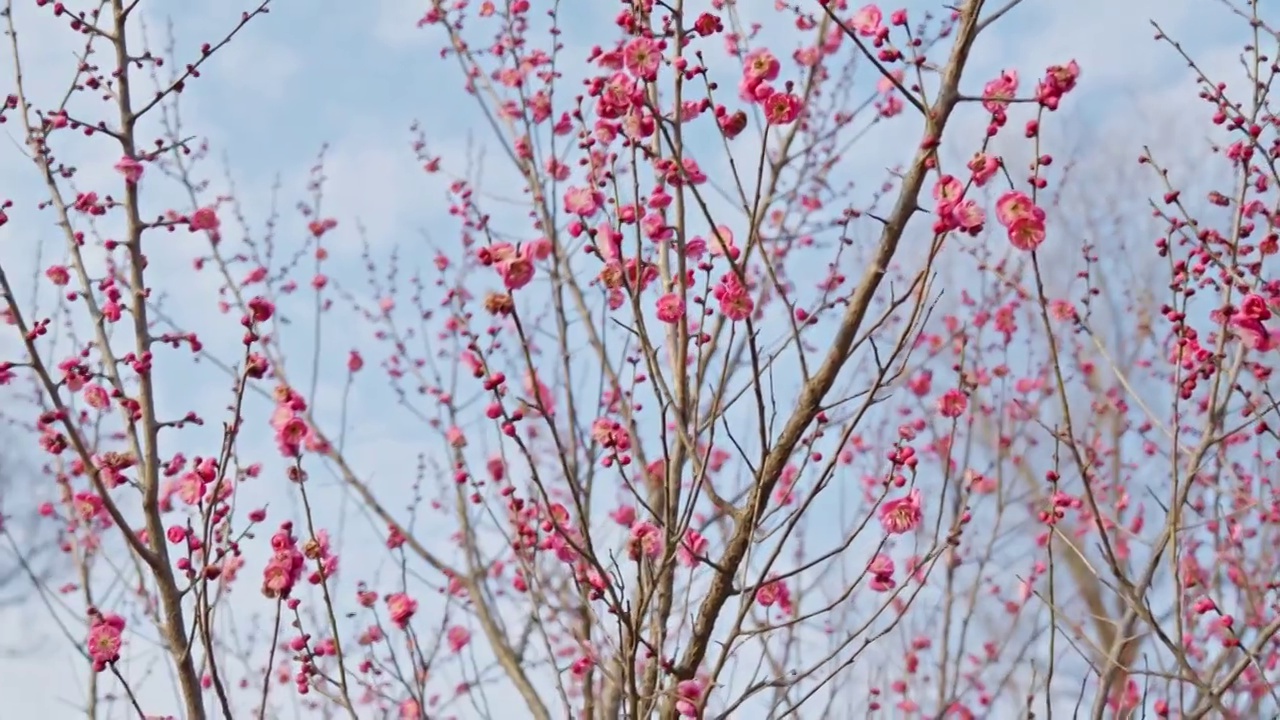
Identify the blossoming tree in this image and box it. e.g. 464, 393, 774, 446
1, 0, 1278, 718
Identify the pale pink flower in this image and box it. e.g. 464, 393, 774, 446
114, 156, 144, 184
994, 191, 1040, 227
446, 625, 471, 653
708, 225, 737, 257
951, 200, 985, 232
875, 69, 904, 94
968, 152, 999, 186
446, 426, 467, 447
868, 554, 896, 592
610, 505, 636, 526
932, 175, 963, 205
622, 37, 661, 80
524, 372, 556, 415
498, 255, 536, 290
628, 520, 663, 560
850, 4, 883, 36
399, 699, 422, 719
677, 530, 707, 567
564, 186, 603, 217
1007, 217, 1046, 251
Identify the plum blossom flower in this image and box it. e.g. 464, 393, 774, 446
189, 206, 220, 232
713, 274, 752, 321
45, 264, 69, 285
446, 625, 471, 653
483, 242, 539, 291
83, 383, 109, 410
628, 520, 663, 560
676, 678, 707, 717
523, 372, 556, 415
981, 70, 1019, 114
655, 293, 685, 323
937, 389, 968, 418
499, 255, 535, 290
764, 92, 802, 125
622, 36, 661, 80
707, 225, 738, 258
610, 505, 636, 526
399, 699, 422, 719
1037, 60, 1080, 110
262, 526, 305, 598
386, 592, 418, 629
968, 152, 999, 186
907, 370, 932, 396
868, 554, 896, 592
933, 175, 963, 205
114, 156, 144, 184
950, 200, 985, 232
850, 4, 883, 36
564, 186, 604, 217
1231, 301, 1279, 352
87, 611, 125, 672
591, 418, 631, 451
664, 156, 707, 186
742, 48, 780, 87
1006, 218, 1046, 251
755, 576, 794, 614
719, 109, 747, 138
879, 488, 922, 535
994, 191, 1046, 251
995, 191, 1038, 227
693, 12, 721, 36
677, 530, 707, 567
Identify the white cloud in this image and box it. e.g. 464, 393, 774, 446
204, 31, 303, 102
372, 0, 430, 47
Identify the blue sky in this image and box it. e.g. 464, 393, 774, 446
0, 0, 1274, 717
